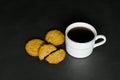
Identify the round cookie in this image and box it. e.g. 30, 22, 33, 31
45, 49, 66, 64
38, 44, 57, 60
45, 30, 65, 46
25, 39, 44, 57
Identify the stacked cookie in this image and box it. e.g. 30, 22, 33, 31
25, 30, 66, 64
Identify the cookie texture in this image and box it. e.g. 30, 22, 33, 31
38, 44, 57, 60
25, 39, 44, 56
45, 30, 65, 46
45, 49, 66, 64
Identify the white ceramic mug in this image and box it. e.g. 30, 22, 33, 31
65, 22, 106, 58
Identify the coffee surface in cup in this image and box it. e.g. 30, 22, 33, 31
67, 27, 94, 43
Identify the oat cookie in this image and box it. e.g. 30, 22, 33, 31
45, 30, 65, 46
25, 39, 44, 56
45, 49, 66, 64
38, 44, 57, 60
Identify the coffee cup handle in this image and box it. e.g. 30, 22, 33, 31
94, 35, 106, 48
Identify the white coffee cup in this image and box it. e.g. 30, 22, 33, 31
65, 22, 106, 58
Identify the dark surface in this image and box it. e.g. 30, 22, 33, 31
0, 0, 120, 80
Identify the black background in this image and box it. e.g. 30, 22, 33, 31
0, 0, 120, 80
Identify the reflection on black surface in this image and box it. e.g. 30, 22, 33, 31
64, 51, 112, 80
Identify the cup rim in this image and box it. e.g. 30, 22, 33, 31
65, 22, 97, 44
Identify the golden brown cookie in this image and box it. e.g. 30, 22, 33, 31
25, 39, 44, 57
38, 44, 57, 60
45, 30, 65, 46
45, 49, 66, 64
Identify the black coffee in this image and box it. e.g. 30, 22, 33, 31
67, 27, 94, 43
